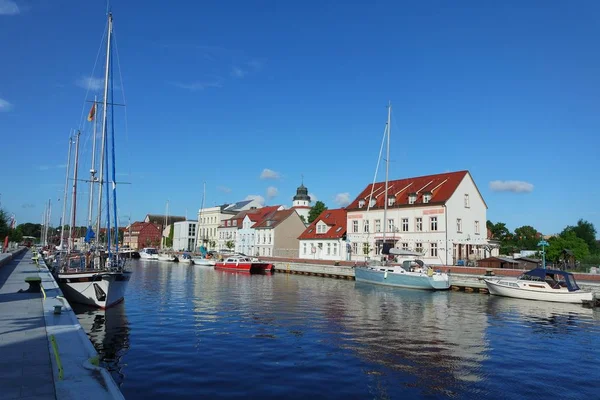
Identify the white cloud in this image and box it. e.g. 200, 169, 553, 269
172, 80, 222, 91
231, 66, 247, 78
0, 98, 12, 111
489, 180, 534, 193
0, 0, 19, 15
334, 192, 351, 207
308, 193, 317, 202
76, 77, 104, 91
245, 194, 265, 206
266, 186, 278, 199
260, 168, 281, 180
218, 186, 232, 193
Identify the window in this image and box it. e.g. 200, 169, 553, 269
430, 217, 438, 231
352, 242, 358, 254
375, 219, 381, 233
423, 193, 431, 203
364, 220, 370, 233
303, 243, 307, 255
416, 242, 423, 253
369, 198, 376, 207
464, 194, 470, 208
358, 199, 365, 208
327, 243, 331, 255
475, 220, 480, 235
456, 218, 462, 233
416, 217, 422, 232
352, 220, 359, 233
333, 243, 338, 255
387, 219, 394, 232
388, 196, 395, 206
408, 193, 416, 204
268, 234, 271, 244
402, 242, 409, 251
401, 218, 409, 232
430, 243, 438, 257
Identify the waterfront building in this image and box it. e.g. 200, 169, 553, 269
197, 199, 263, 250
172, 220, 198, 252
298, 208, 348, 261
122, 222, 162, 250
219, 206, 284, 255
253, 209, 306, 257
345, 170, 489, 266
291, 180, 311, 223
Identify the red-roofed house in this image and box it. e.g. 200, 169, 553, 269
298, 208, 348, 261
122, 222, 162, 250
253, 209, 306, 257
345, 170, 488, 265
231, 206, 285, 255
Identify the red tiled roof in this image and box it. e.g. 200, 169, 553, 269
298, 208, 347, 240
346, 170, 471, 211
247, 206, 282, 223
253, 209, 297, 229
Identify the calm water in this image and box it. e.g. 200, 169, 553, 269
74, 260, 600, 399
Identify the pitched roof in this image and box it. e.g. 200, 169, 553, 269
128, 222, 161, 235
298, 208, 347, 240
253, 209, 297, 229
346, 170, 470, 211
145, 214, 186, 225
247, 206, 282, 223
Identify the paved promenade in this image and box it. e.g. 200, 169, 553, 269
0, 249, 124, 400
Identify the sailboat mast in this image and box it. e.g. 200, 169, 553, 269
59, 135, 73, 250
382, 102, 391, 260
45, 199, 52, 247
95, 13, 113, 251
87, 96, 98, 228
163, 201, 168, 249
69, 131, 81, 251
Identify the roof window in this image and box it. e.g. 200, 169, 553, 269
358, 199, 365, 208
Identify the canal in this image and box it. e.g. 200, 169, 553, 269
74, 260, 600, 399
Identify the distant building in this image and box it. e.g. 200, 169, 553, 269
123, 222, 161, 250
298, 208, 348, 261
217, 206, 284, 254
172, 220, 198, 252
345, 170, 489, 266
253, 209, 306, 257
291, 181, 311, 223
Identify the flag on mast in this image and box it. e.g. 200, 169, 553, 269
87, 103, 96, 121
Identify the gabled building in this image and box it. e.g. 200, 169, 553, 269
253, 209, 306, 258
123, 222, 162, 250
234, 206, 284, 255
345, 170, 488, 266
298, 208, 348, 261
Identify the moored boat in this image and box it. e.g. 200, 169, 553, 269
139, 247, 159, 260
192, 256, 216, 267
484, 268, 594, 304
214, 255, 273, 273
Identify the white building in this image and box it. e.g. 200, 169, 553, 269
345, 170, 489, 266
291, 181, 311, 223
253, 209, 306, 258
233, 206, 284, 255
197, 199, 262, 250
298, 208, 348, 261
172, 220, 198, 252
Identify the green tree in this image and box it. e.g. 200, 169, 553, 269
561, 219, 598, 254
165, 225, 174, 247
0, 209, 9, 240
16, 223, 42, 240
299, 215, 307, 224
308, 201, 327, 223
514, 225, 539, 250
225, 240, 234, 250
487, 220, 510, 242
362, 242, 371, 256
546, 231, 590, 263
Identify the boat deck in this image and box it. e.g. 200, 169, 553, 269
0, 249, 124, 399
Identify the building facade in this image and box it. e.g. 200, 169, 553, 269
123, 222, 162, 250
253, 209, 306, 257
345, 170, 488, 266
298, 208, 348, 261
172, 221, 198, 252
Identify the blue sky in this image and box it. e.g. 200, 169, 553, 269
1, 0, 598, 237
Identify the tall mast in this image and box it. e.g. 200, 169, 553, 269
41, 205, 46, 246
87, 96, 98, 228
95, 13, 113, 251
59, 135, 73, 250
382, 102, 391, 261
163, 201, 168, 249
69, 131, 81, 251
45, 199, 52, 247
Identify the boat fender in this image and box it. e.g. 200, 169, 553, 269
384, 271, 388, 279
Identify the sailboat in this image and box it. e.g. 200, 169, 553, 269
53, 12, 132, 308
354, 103, 450, 290
158, 200, 178, 262
192, 182, 216, 267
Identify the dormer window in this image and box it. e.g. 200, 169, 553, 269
408, 193, 417, 205
369, 198, 376, 207
358, 199, 365, 208
388, 195, 395, 206
423, 192, 432, 203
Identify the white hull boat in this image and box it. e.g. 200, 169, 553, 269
57, 269, 131, 308
157, 253, 178, 262
484, 268, 594, 304
192, 257, 216, 267
139, 247, 159, 260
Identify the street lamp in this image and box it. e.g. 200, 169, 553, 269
538, 239, 549, 269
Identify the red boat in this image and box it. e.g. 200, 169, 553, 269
214, 255, 274, 273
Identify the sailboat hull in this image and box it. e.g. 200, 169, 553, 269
57, 271, 131, 308
355, 266, 450, 290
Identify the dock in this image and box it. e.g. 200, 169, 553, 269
0, 248, 124, 400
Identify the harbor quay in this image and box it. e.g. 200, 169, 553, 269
0, 248, 123, 400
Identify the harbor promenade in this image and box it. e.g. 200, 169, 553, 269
0, 249, 124, 400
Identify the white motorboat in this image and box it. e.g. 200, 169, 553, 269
484, 268, 594, 304
192, 256, 216, 267
178, 253, 193, 264
157, 252, 178, 262
139, 247, 159, 260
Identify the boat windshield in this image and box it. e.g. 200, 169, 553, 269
146, 248, 158, 254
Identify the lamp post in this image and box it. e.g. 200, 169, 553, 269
538, 239, 549, 269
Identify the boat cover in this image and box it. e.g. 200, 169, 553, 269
84, 226, 96, 243
523, 268, 581, 292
